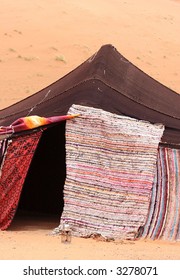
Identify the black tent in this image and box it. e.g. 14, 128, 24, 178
0, 45, 180, 239
0, 44, 180, 146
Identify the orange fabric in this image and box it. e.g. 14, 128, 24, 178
0, 114, 79, 134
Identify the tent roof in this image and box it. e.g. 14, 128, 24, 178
0, 44, 179, 145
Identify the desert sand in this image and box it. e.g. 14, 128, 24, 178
0, 0, 180, 261
1, 214, 180, 260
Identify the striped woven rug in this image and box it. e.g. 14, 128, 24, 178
60, 105, 164, 239
143, 147, 180, 241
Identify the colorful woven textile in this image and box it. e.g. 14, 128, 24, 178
0, 114, 79, 135
60, 105, 164, 239
0, 131, 42, 230
142, 147, 180, 241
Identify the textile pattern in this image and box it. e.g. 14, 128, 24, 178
60, 105, 164, 239
0, 139, 9, 172
0, 131, 42, 230
143, 147, 180, 241
0, 114, 79, 135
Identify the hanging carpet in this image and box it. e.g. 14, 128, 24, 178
142, 147, 180, 241
59, 105, 164, 239
0, 130, 42, 230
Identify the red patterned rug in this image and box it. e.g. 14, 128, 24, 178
0, 131, 42, 230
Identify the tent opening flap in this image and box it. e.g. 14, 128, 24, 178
16, 122, 66, 217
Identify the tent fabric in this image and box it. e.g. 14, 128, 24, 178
0, 44, 179, 240
0, 138, 9, 171
142, 147, 180, 241
0, 44, 179, 146
59, 105, 164, 239
0, 130, 42, 230
0, 114, 79, 135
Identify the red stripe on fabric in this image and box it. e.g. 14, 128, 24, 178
150, 147, 164, 239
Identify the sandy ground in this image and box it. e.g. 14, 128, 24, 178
1, 215, 180, 260
0, 0, 180, 260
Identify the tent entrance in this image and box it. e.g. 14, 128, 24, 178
13, 122, 66, 226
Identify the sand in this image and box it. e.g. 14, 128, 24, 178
0, 0, 180, 260
1, 214, 180, 260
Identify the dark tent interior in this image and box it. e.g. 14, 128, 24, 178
13, 122, 66, 225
